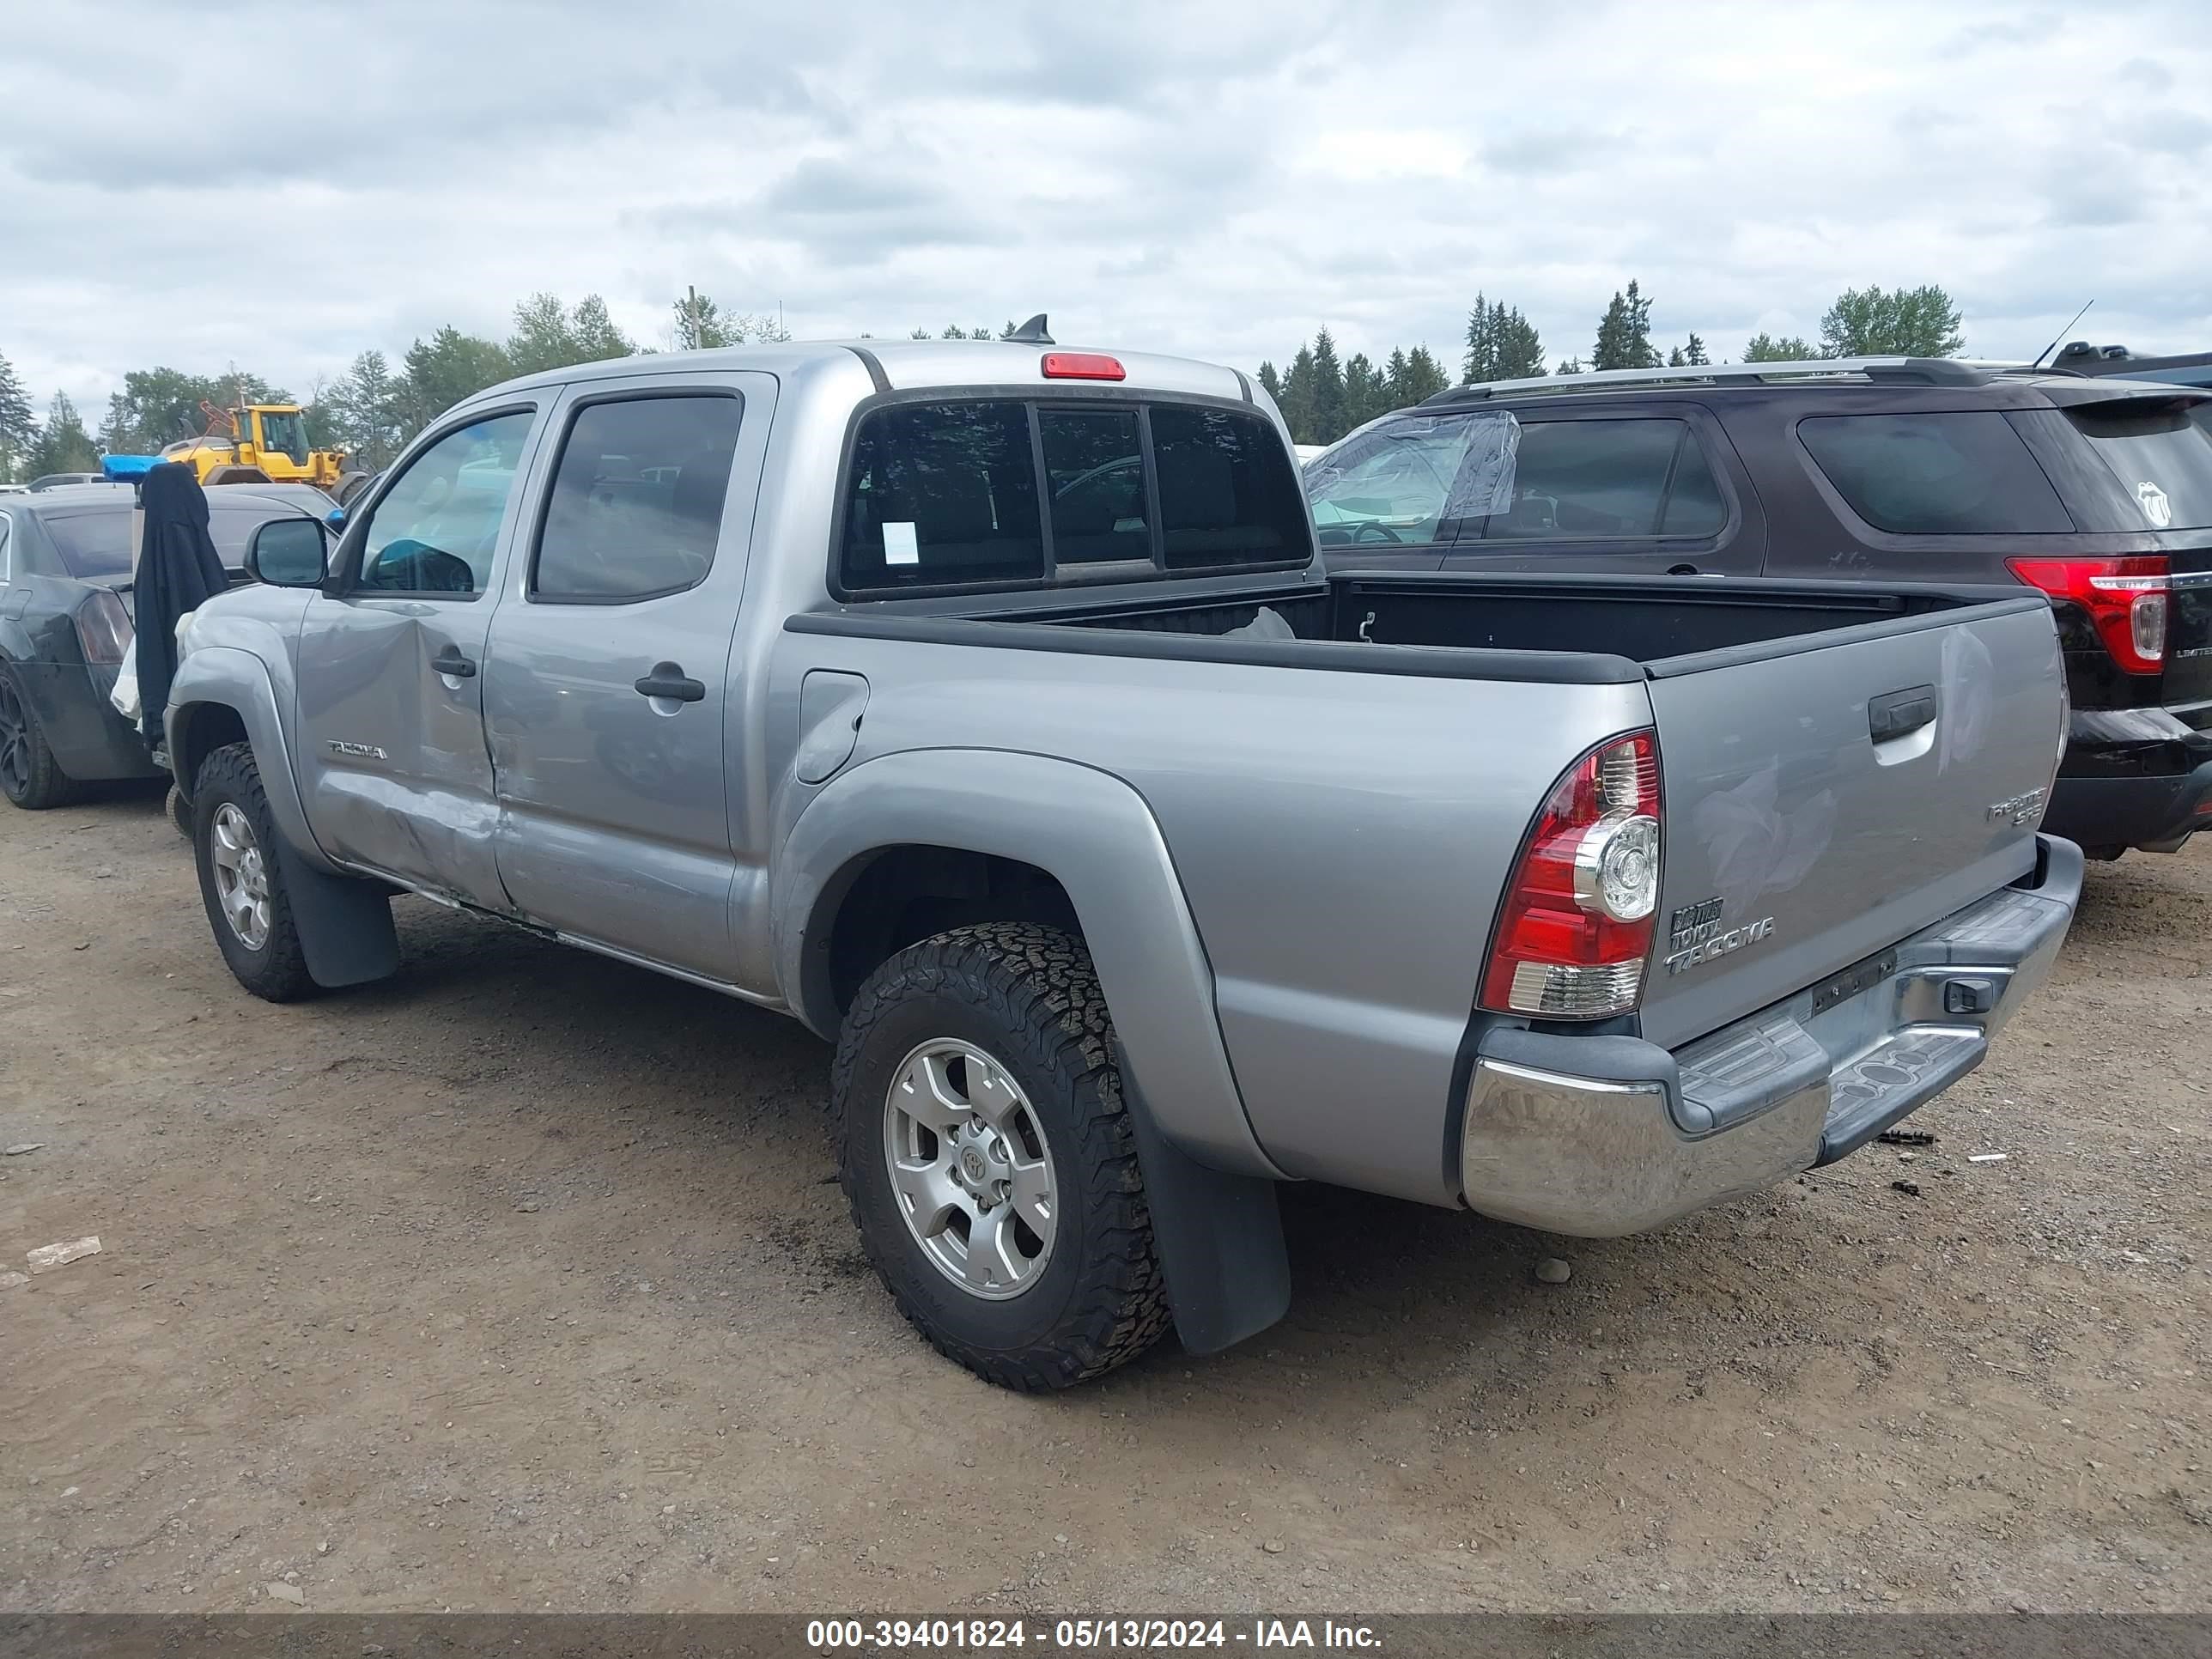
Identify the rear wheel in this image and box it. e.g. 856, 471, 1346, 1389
833, 924, 1171, 1390
0, 662, 79, 810
335, 471, 371, 506
192, 743, 314, 1000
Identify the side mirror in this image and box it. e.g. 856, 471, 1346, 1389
246, 517, 328, 587
325, 505, 347, 529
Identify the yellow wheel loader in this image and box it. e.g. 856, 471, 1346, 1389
161, 401, 374, 504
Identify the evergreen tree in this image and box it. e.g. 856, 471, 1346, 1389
909, 328, 933, 339
1668, 346, 1687, 368
396, 327, 512, 433
29, 392, 97, 477
940, 325, 969, 339
1341, 352, 1390, 429
1742, 332, 1818, 362
1255, 362, 1281, 400
1556, 358, 1583, 374
1685, 333, 1710, 367
0, 350, 35, 480
1278, 345, 1318, 444
1382, 348, 1412, 405
327, 350, 404, 470
1309, 327, 1347, 445
1818, 284, 1965, 357
1462, 296, 1545, 384
1462, 293, 1496, 386
1398, 346, 1450, 404
96, 393, 134, 456
1592, 279, 1657, 370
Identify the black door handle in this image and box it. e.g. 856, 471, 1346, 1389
1869, 684, 1937, 742
1667, 563, 1701, 575
430, 645, 476, 679
634, 661, 706, 703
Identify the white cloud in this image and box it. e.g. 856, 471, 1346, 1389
3, 0, 2209, 417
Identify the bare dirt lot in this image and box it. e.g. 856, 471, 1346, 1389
1, 788, 2206, 1614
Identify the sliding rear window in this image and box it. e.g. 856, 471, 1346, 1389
839, 397, 1306, 595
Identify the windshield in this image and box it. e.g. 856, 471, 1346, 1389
258, 410, 310, 466
1305, 412, 1520, 546
42, 507, 132, 578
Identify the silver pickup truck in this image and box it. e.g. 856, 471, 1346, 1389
165, 336, 2081, 1389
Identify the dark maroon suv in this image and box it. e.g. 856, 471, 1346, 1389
1306, 356, 2212, 859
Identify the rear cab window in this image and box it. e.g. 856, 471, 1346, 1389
837, 396, 1306, 596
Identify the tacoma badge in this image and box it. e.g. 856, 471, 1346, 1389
1664, 895, 1774, 975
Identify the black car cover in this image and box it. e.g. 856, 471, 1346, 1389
133, 463, 229, 750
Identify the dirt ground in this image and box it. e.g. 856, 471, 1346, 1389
0, 786, 2206, 1615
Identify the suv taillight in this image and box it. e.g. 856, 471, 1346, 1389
2007, 555, 2169, 674
1480, 731, 1662, 1019
74, 588, 133, 665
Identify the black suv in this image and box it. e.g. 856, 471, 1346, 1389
1304, 357, 2212, 859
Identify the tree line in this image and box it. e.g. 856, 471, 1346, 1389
1, 279, 1971, 479
1264, 281, 1966, 447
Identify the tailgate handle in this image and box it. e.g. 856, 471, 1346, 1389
1869, 684, 1937, 744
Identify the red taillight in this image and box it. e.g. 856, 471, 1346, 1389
74, 588, 134, 665
2008, 555, 2169, 674
1041, 352, 1125, 381
1481, 732, 1662, 1019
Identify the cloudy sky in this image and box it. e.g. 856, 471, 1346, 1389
4, 0, 2209, 415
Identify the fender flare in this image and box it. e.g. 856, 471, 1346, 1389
167, 647, 398, 990
167, 647, 330, 871
776, 747, 1291, 1354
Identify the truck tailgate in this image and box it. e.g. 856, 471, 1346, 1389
1638, 595, 2064, 1050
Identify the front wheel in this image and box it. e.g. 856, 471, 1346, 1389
833, 923, 1171, 1390
192, 743, 315, 1001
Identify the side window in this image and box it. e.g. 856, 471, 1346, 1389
1799, 412, 2070, 535
1661, 434, 1726, 536
1151, 405, 1308, 569
1040, 408, 1146, 564
533, 395, 744, 602
356, 410, 536, 595
841, 401, 1043, 591
1480, 418, 1692, 542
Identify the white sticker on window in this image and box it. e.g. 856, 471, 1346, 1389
2138, 481, 2173, 528
883, 520, 920, 565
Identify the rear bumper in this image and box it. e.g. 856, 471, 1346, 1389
1458, 835, 2081, 1237
2045, 760, 2212, 851
2050, 712, 2212, 850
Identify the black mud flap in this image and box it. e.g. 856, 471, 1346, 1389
276, 837, 400, 988
1116, 1046, 1291, 1355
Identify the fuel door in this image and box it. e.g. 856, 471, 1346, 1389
796, 670, 869, 784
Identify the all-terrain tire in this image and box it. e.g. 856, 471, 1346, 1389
0, 660, 80, 810
192, 742, 316, 1001
834, 923, 1172, 1389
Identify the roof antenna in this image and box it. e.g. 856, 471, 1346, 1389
2029, 299, 2094, 370
1005, 313, 1054, 346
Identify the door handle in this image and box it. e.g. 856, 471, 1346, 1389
1667, 563, 1701, 575
430, 645, 476, 679
634, 661, 706, 703
1869, 684, 1937, 743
